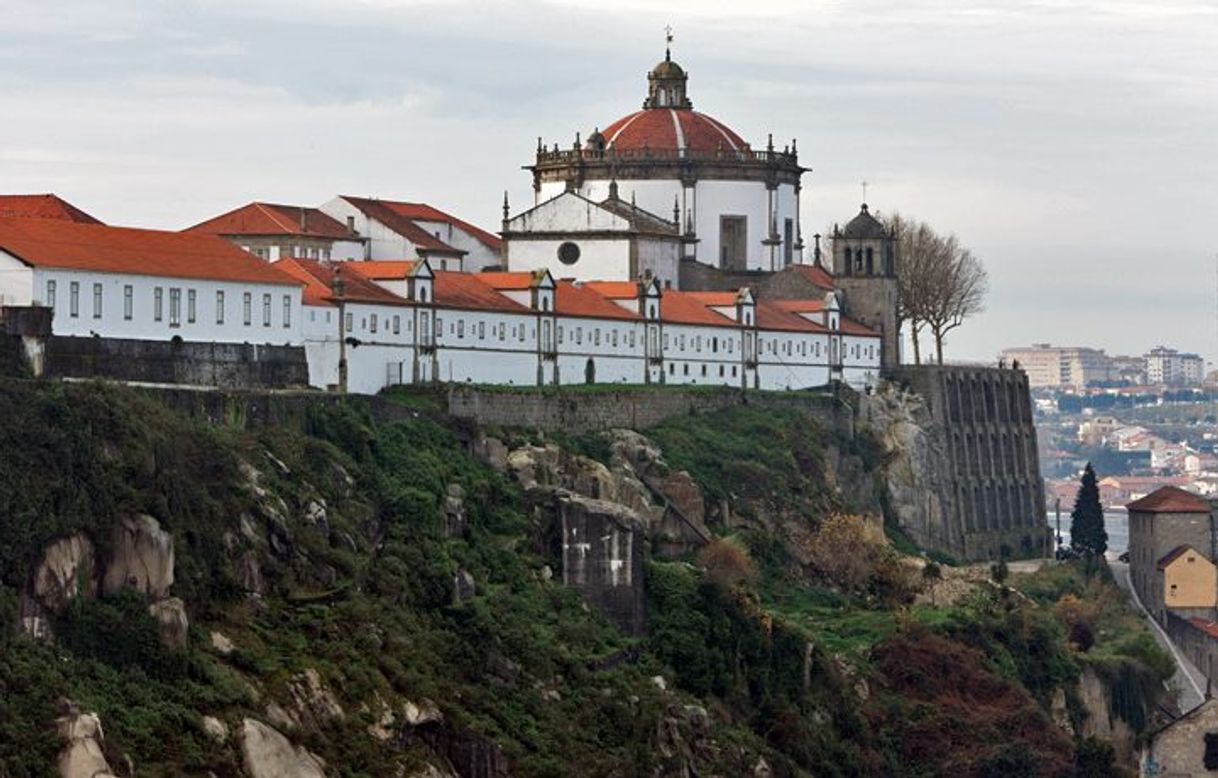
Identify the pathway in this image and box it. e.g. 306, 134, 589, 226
1110, 556, 1207, 713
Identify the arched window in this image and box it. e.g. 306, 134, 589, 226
865, 247, 874, 274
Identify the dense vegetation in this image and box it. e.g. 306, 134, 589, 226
0, 382, 1173, 777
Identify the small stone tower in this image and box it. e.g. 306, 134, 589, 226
832, 204, 899, 369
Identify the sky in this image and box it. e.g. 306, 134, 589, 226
3, 0, 1217, 364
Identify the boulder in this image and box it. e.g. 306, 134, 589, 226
452, 570, 476, 603
239, 718, 326, 778
101, 515, 174, 598
148, 597, 189, 650
32, 534, 97, 613
210, 630, 236, 655
402, 698, 443, 727
56, 706, 118, 778
202, 715, 229, 744
443, 484, 467, 537
284, 668, 345, 730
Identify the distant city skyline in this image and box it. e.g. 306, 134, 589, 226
4, 0, 1216, 364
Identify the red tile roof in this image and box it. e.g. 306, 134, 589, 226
756, 301, 827, 333
789, 263, 836, 291
478, 271, 542, 290
1189, 617, 1218, 639
556, 281, 640, 321
603, 108, 747, 154
772, 299, 826, 314
839, 317, 880, 337
660, 290, 737, 327
1127, 486, 1211, 514
341, 197, 482, 256
1158, 545, 1207, 570
584, 281, 642, 299
345, 261, 417, 281
186, 202, 356, 239
0, 194, 102, 224
274, 258, 408, 307
685, 291, 742, 307
0, 216, 300, 286
376, 201, 502, 252
433, 272, 528, 313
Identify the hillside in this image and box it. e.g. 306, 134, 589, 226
0, 380, 1174, 777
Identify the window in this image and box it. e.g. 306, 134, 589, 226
701, 364, 707, 377
216, 291, 225, 324
123, 285, 133, 320
393, 315, 400, 334
669, 363, 675, 374
557, 241, 580, 265
458, 320, 465, 338
345, 312, 354, 333
92, 283, 102, 319
45, 279, 56, 309
612, 330, 618, 347
262, 293, 272, 326
155, 287, 164, 322
499, 322, 505, 340
518, 323, 525, 342
719, 365, 724, 377
370, 313, 378, 333
169, 288, 181, 326
683, 364, 689, 375
576, 327, 582, 345
243, 293, 252, 325
478, 321, 485, 340
558, 326, 564, 344
187, 289, 196, 323
69, 282, 80, 318
719, 215, 747, 270
594, 329, 601, 346
712, 337, 718, 353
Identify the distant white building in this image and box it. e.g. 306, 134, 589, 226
184, 202, 366, 262
1000, 343, 1112, 388
1146, 346, 1205, 386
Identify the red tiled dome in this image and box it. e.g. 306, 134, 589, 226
600, 108, 747, 154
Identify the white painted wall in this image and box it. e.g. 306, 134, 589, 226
0, 251, 34, 307
509, 238, 630, 284
412, 219, 500, 271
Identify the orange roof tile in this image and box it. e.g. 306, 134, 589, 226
839, 317, 880, 337
584, 281, 641, 299
1127, 486, 1211, 514
660, 291, 737, 327
790, 263, 836, 291
478, 271, 541, 290
1189, 617, 1218, 639
685, 291, 741, 307
274, 258, 409, 308
345, 260, 418, 281
433, 272, 528, 313
773, 299, 826, 314
756, 301, 826, 333
0, 194, 102, 224
0, 217, 300, 286
185, 202, 356, 240
556, 282, 640, 321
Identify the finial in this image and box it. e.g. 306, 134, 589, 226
331, 263, 345, 298
673, 195, 680, 225
861, 179, 869, 205
767, 133, 774, 152
574, 131, 581, 149
537, 136, 543, 152
813, 234, 822, 266
665, 24, 673, 61
608, 179, 619, 200
792, 138, 798, 154
631, 190, 637, 207
502, 191, 510, 221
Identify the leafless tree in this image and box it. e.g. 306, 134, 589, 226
888, 214, 988, 365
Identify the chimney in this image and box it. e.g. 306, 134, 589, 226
346, 215, 356, 234
299, 207, 307, 231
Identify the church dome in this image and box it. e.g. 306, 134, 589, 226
599, 108, 747, 155
651, 58, 685, 79
841, 204, 888, 239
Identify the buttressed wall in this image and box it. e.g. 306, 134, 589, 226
879, 366, 1050, 561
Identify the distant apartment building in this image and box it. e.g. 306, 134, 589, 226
1145, 346, 1206, 385
1001, 344, 1111, 388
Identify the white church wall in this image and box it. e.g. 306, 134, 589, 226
693, 180, 770, 271
302, 304, 340, 389
508, 238, 630, 284
0, 251, 33, 307
634, 238, 680, 289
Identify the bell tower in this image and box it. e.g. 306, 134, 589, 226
832, 202, 900, 369
644, 28, 692, 109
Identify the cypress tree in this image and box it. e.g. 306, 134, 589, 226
1070, 463, 1107, 560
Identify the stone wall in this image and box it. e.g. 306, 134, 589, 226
1166, 612, 1218, 682
445, 385, 849, 434
558, 494, 647, 635
881, 365, 1051, 561
42, 335, 308, 389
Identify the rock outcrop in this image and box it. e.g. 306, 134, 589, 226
56, 705, 119, 778
239, 718, 327, 778
101, 514, 174, 598
148, 596, 189, 650
21, 534, 97, 639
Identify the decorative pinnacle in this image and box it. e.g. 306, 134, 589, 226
665, 24, 673, 61
502, 191, 510, 221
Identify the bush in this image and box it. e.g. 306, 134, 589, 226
698, 536, 758, 590
804, 514, 919, 603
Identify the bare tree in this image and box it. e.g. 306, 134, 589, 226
888, 214, 988, 365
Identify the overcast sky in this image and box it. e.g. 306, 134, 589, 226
3, 0, 1217, 363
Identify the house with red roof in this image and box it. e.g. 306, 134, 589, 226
320, 196, 500, 272
1127, 485, 1215, 623
185, 202, 366, 262
0, 216, 303, 345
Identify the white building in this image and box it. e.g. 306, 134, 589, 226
520, 46, 805, 274
1145, 346, 1205, 386
0, 216, 303, 344
184, 202, 367, 262
319, 196, 502, 272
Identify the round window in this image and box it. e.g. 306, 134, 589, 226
557, 242, 581, 265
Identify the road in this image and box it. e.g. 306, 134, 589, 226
1109, 557, 1207, 713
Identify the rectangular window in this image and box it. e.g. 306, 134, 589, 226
499, 322, 505, 340
518, 324, 525, 342
457, 320, 465, 338
612, 330, 618, 347
282, 295, 291, 328
594, 329, 601, 346
216, 290, 225, 324
92, 283, 102, 319
262, 293, 272, 326
576, 327, 582, 345
45, 279, 56, 309
169, 288, 181, 326
558, 326, 564, 344
187, 289, 197, 323
345, 312, 354, 333
370, 313, 378, 333
243, 292, 252, 325
155, 287, 164, 321
69, 281, 80, 318
392, 315, 400, 334
123, 285, 133, 320
478, 321, 485, 340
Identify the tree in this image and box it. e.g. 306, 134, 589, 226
698, 536, 758, 589
1070, 464, 1107, 562
888, 214, 989, 365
